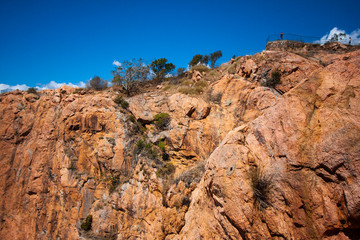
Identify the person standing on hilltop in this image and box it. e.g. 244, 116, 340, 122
281, 32, 283, 40
349, 37, 352, 45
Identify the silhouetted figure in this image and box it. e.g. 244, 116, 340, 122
281, 32, 283, 40
349, 37, 352, 45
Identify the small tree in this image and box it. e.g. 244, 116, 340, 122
264, 69, 281, 88
87, 76, 108, 90
210, 50, 222, 68
112, 58, 150, 95
27, 87, 38, 94
200, 55, 209, 65
177, 67, 186, 77
150, 58, 175, 80
189, 54, 204, 67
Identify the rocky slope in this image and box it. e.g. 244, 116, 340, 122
0, 42, 359, 239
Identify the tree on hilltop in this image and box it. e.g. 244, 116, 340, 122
112, 58, 150, 95
189, 54, 204, 67
150, 58, 175, 80
87, 76, 108, 90
210, 50, 222, 68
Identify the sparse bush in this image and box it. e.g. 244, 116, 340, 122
112, 58, 150, 95
136, 140, 160, 160
113, 95, 129, 109
175, 162, 205, 187
131, 121, 146, 134
162, 84, 172, 91
87, 76, 108, 90
73, 88, 85, 94
27, 87, 38, 94
194, 80, 208, 88
154, 113, 170, 130
180, 79, 193, 86
156, 162, 175, 178
121, 100, 129, 109
208, 91, 222, 104
128, 115, 136, 122
114, 95, 123, 104
136, 140, 145, 152
190, 65, 210, 73
177, 67, 186, 77
157, 140, 166, 151
228, 64, 237, 74
108, 175, 119, 193
250, 167, 274, 210
263, 69, 281, 88
81, 214, 93, 231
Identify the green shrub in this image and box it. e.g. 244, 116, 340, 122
136, 140, 159, 159
264, 69, 281, 88
87, 76, 108, 90
132, 121, 146, 134
136, 140, 145, 151
158, 140, 166, 151
27, 87, 38, 94
81, 215, 93, 231
144, 142, 153, 150
128, 115, 136, 122
156, 162, 175, 178
180, 79, 193, 86
194, 80, 208, 88
114, 95, 129, 109
114, 95, 123, 104
109, 175, 119, 193
154, 113, 170, 130
73, 88, 85, 94
121, 100, 129, 109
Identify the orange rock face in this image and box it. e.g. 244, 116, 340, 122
0, 46, 359, 239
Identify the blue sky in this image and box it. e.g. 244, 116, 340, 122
0, 0, 359, 90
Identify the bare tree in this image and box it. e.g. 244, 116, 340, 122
112, 59, 150, 95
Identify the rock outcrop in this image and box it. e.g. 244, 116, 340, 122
0, 44, 359, 239
175, 49, 360, 239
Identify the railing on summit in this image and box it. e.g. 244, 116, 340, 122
266, 33, 321, 44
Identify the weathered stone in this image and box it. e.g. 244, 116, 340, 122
0, 47, 359, 240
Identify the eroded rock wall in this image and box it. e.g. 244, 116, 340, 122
0, 47, 359, 240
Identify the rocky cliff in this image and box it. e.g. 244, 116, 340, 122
1, 42, 359, 239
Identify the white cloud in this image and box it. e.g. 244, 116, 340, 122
315, 27, 360, 45
38, 80, 88, 90
42, 81, 64, 89
0, 84, 10, 91
9, 84, 30, 91
0, 80, 88, 93
113, 60, 121, 67
77, 81, 86, 88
